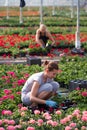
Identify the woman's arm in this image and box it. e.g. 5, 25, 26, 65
36, 29, 40, 43
30, 81, 46, 104
47, 31, 55, 45
30, 81, 58, 108
35, 30, 44, 47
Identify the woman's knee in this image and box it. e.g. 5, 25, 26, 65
51, 81, 60, 92
38, 83, 53, 93
21, 93, 31, 106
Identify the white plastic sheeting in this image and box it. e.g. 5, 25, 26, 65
0, 0, 81, 7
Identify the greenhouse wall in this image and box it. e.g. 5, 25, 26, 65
0, 0, 86, 7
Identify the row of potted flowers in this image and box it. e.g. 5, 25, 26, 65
0, 33, 87, 57
1, 10, 87, 28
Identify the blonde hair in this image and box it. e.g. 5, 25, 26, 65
39, 24, 47, 31
42, 61, 59, 71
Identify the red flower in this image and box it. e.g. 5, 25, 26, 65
76, 87, 80, 90
18, 79, 26, 85
81, 91, 87, 97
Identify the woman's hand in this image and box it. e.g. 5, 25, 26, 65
45, 100, 58, 108
51, 41, 56, 46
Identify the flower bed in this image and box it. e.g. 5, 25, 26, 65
0, 58, 87, 129
0, 33, 87, 58
0, 10, 39, 17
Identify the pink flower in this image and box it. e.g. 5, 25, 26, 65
65, 126, 72, 130
72, 109, 80, 117
4, 89, 12, 95
81, 91, 87, 97
8, 120, 15, 125
47, 120, 53, 125
2, 95, 9, 100
8, 95, 14, 100
3, 119, 9, 124
52, 121, 58, 127
69, 122, 76, 128
81, 116, 87, 122
14, 125, 22, 129
0, 127, 5, 130
2, 54, 7, 58
45, 114, 52, 120
60, 117, 69, 124
74, 128, 79, 130
17, 79, 26, 85
37, 119, 43, 126
47, 120, 58, 127
43, 112, 49, 117
55, 110, 62, 115
17, 103, 23, 109
0, 101, 2, 105
81, 126, 87, 130
24, 73, 30, 78
27, 126, 35, 130
1, 110, 12, 115
76, 87, 80, 90
59, 53, 65, 57
0, 98, 3, 101
34, 110, 40, 115
43, 112, 52, 120
67, 115, 72, 120
2, 76, 9, 80
37, 119, 43, 124
7, 125, 16, 130
0, 120, 3, 125
29, 119, 36, 124
21, 107, 28, 111
7, 71, 15, 77
83, 111, 87, 115
21, 112, 25, 116
16, 91, 21, 95
73, 109, 80, 114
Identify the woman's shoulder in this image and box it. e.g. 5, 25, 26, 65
45, 30, 50, 37
33, 71, 43, 77
46, 30, 50, 34
36, 29, 41, 34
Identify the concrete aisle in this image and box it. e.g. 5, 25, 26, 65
0, 56, 61, 65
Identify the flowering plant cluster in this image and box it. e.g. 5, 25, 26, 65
68, 88, 87, 104
0, 107, 87, 130
56, 56, 87, 85
0, 63, 87, 129
0, 33, 87, 57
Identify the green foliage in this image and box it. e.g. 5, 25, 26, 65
56, 56, 87, 86
68, 88, 87, 104
29, 47, 48, 56
0, 7, 87, 34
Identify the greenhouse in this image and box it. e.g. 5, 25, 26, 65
0, 0, 87, 130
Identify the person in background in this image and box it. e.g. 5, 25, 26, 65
35, 23, 55, 48
21, 61, 60, 108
